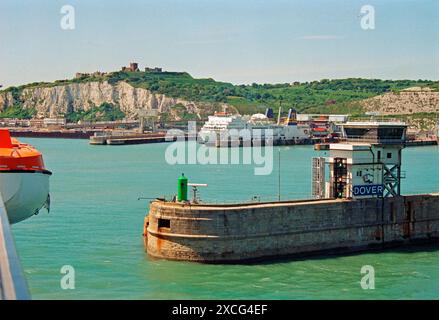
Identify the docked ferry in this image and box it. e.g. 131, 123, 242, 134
0, 129, 51, 224
197, 111, 250, 144
198, 108, 310, 145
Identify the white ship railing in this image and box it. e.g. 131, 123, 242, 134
0, 194, 30, 300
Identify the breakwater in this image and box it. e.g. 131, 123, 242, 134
10, 129, 96, 139
145, 194, 439, 263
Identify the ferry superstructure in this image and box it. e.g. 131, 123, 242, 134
248, 109, 310, 143
0, 129, 51, 224
197, 112, 250, 144
198, 108, 311, 145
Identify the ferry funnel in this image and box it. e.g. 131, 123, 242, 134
265, 108, 274, 119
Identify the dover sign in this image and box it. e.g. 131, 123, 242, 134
353, 184, 383, 197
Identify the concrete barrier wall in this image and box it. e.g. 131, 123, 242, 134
145, 194, 439, 263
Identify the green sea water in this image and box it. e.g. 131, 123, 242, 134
11, 138, 439, 299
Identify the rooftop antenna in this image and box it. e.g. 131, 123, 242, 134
188, 183, 208, 203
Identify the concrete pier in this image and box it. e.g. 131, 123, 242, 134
89, 132, 194, 145
145, 194, 439, 263
145, 122, 439, 263
0, 195, 30, 300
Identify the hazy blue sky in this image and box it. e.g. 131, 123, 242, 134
0, 0, 438, 88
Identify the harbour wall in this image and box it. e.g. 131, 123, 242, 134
10, 130, 96, 139
145, 194, 439, 263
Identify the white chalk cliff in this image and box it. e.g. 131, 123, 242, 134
0, 81, 226, 119
361, 87, 439, 114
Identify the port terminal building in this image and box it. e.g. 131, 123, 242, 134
313, 122, 406, 200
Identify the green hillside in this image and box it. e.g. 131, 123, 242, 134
107, 71, 439, 116
2, 69, 439, 120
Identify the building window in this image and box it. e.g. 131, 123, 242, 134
387, 152, 392, 159
158, 218, 170, 229
377, 151, 381, 161
357, 170, 362, 177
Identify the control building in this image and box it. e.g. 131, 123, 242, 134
313, 122, 407, 200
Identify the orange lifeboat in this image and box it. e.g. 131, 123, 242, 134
0, 130, 48, 172
0, 129, 51, 224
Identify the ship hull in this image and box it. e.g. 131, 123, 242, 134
0, 171, 51, 224
198, 125, 311, 146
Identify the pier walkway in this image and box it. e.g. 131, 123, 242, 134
0, 195, 30, 300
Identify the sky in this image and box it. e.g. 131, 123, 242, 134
0, 0, 438, 88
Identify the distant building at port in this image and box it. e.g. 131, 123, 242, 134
296, 114, 349, 138
0, 117, 65, 128
296, 114, 349, 123
43, 118, 66, 128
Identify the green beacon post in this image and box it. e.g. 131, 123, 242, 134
177, 173, 188, 202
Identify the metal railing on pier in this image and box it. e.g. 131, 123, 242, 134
339, 136, 407, 144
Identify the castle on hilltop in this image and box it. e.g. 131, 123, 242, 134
75, 62, 163, 79
121, 62, 162, 73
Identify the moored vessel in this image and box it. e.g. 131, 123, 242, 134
198, 108, 311, 146
197, 111, 250, 144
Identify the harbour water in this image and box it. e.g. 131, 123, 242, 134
12, 139, 439, 299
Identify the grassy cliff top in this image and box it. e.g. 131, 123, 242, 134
2, 70, 439, 116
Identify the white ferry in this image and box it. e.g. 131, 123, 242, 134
197, 111, 250, 144
198, 108, 311, 145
